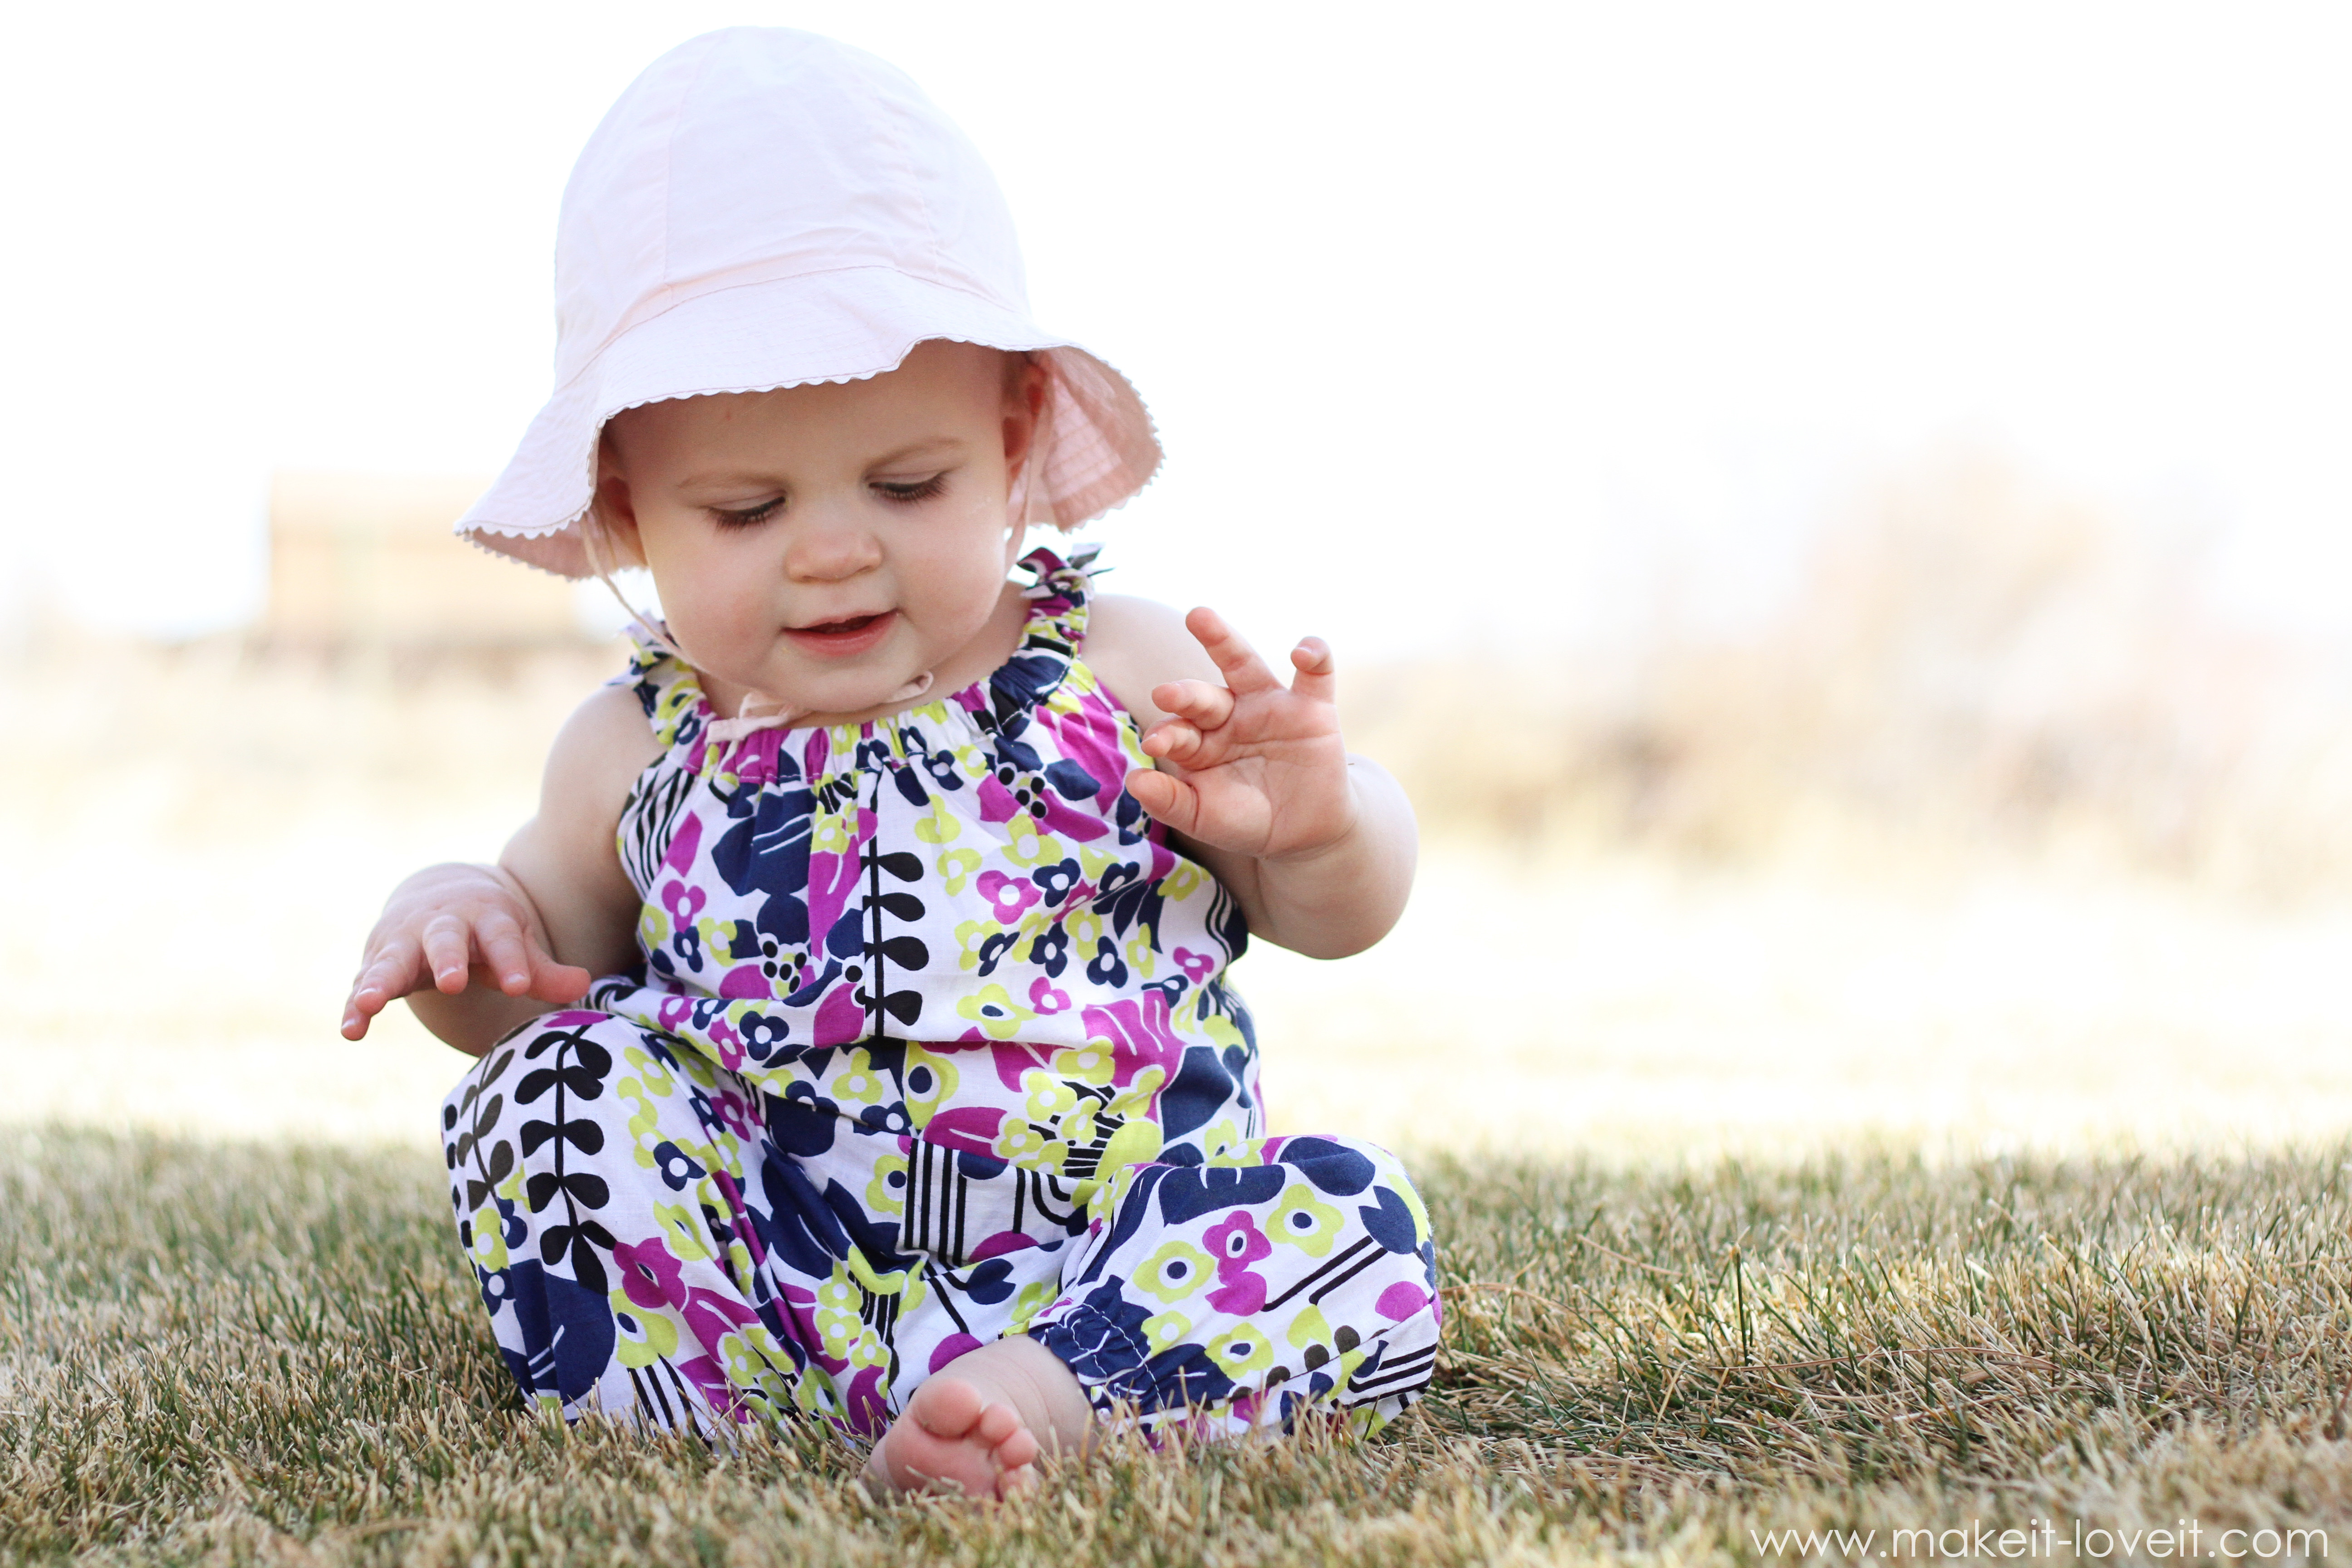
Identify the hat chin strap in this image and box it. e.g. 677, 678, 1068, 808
704, 671, 936, 745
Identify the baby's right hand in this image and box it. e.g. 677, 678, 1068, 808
341, 862, 593, 1041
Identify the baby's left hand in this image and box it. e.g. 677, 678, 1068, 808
1126, 607, 1357, 862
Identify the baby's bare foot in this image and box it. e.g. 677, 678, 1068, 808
864, 1374, 1041, 1499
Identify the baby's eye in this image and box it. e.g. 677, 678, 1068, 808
872, 473, 949, 505
710, 498, 783, 529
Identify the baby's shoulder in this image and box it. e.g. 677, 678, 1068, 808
540, 683, 665, 816
1078, 594, 1219, 729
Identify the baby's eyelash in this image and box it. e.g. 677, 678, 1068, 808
711, 499, 783, 529
873, 474, 948, 504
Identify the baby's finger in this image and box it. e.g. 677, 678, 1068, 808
1183, 606, 1281, 695
527, 950, 595, 1006
341, 977, 382, 1039
1149, 678, 1237, 732
343, 941, 420, 1038
349, 939, 421, 1007
1139, 718, 1208, 766
476, 914, 538, 996
1123, 766, 1202, 838
421, 915, 475, 994
1287, 636, 1338, 704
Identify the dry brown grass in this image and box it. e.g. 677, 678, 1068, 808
7, 1129, 2352, 1565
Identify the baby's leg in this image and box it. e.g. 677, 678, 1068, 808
1024, 1135, 1442, 1442
442, 1010, 800, 1431
862, 1335, 1092, 1498
861, 1135, 1437, 1496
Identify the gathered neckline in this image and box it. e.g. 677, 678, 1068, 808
620, 546, 1097, 773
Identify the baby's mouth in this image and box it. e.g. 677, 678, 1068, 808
785, 610, 897, 656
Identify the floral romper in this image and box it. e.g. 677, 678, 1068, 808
440, 549, 1441, 1442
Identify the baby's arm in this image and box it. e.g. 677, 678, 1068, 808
341, 686, 657, 1056
1086, 596, 1415, 959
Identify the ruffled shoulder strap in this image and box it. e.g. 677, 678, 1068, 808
611, 627, 711, 753
978, 544, 1100, 728
1024, 542, 1099, 647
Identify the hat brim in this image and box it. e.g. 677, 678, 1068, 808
461, 265, 1161, 578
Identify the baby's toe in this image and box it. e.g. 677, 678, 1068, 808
997, 1460, 1039, 1498
991, 1421, 1041, 1474
909, 1375, 987, 1439
975, 1401, 1021, 1445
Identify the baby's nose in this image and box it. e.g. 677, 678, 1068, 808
783, 515, 882, 581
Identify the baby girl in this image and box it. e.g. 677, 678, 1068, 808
343, 27, 1439, 1498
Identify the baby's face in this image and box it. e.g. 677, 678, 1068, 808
601, 341, 1034, 719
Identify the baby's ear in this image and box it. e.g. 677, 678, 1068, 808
591, 503, 648, 572
588, 474, 647, 570
1000, 353, 1049, 466
584, 427, 648, 567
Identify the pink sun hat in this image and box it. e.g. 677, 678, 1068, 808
460, 27, 1161, 578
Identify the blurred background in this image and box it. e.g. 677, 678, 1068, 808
5, 0, 2351, 1159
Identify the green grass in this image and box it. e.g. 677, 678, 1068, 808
5, 1127, 2352, 1565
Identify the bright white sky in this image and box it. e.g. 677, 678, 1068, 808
2, 2, 2347, 658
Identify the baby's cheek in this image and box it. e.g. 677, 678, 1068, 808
905, 535, 1020, 644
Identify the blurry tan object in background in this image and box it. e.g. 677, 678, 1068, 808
266, 471, 586, 649
1355, 452, 2352, 900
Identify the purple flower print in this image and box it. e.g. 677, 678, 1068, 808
662, 881, 707, 923
699, 1011, 748, 1071
614, 1236, 686, 1311
1205, 1210, 1271, 1273
1205, 1210, 1271, 1313
977, 870, 1041, 924
1174, 948, 1217, 985
710, 1085, 761, 1141
663, 880, 709, 969
1028, 976, 1072, 1015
